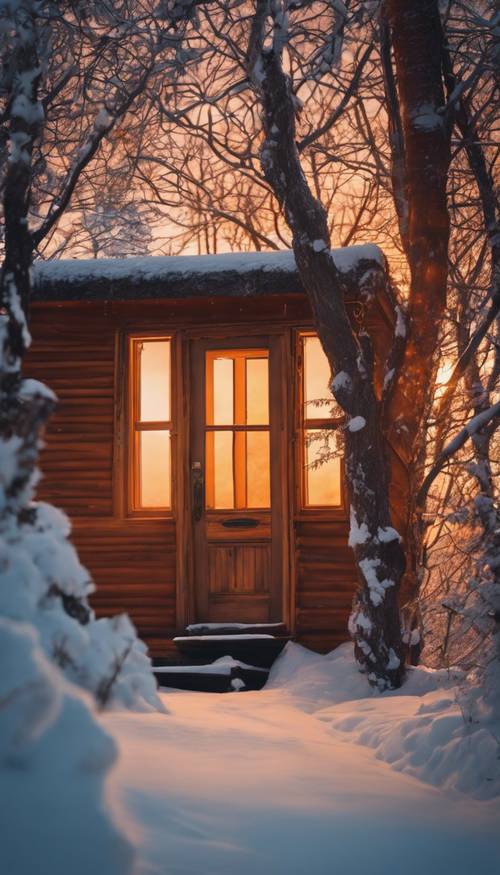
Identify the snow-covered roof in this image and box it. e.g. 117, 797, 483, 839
32, 245, 387, 302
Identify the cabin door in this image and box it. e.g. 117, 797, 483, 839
190, 335, 286, 624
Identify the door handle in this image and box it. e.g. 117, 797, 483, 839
192, 462, 204, 522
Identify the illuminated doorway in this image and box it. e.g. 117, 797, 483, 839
190, 336, 287, 624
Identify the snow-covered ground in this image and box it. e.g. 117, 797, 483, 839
104, 643, 500, 875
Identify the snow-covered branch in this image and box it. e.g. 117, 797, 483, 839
32, 66, 157, 248
418, 401, 500, 507
0, 0, 42, 363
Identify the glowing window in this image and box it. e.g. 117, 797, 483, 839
205, 349, 270, 509
301, 334, 343, 508
130, 338, 172, 510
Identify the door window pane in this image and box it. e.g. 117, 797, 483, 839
305, 429, 341, 506
205, 348, 271, 510
139, 430, 171, 507
246, 357, 269, 425
139, 340, 170, 422
211, 357, 234, 425
246, 431, 270, 507
304, 335, 335, 419
206, 431, 235, 509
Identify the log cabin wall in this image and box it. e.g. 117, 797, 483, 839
25, 290, 395, 657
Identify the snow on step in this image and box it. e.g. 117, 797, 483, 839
174, 632, 289, 671
153, 655, 269, 693
186, 623, 282, 629
174, 634, 275, 641
154, 657, 266, 676
185, 622, 284, 634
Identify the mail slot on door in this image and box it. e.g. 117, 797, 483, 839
220, 518, 260, 529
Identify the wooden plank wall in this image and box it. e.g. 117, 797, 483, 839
25, 303, 177, 655
295, 520, 355, 652
23, 293, 396, 657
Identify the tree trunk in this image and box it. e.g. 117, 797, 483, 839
383, 0, 451, 457
0, 2, 55, 517
247, 12, 406, 689
382, 0, 452, 611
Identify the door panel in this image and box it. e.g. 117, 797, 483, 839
208, 544, 271, 593
191, 336, 284, 624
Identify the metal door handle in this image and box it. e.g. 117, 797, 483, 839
192, 462, 204, 522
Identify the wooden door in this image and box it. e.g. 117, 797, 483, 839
190, 335, 285, 624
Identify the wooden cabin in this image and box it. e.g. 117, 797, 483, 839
28, 247, 397, 659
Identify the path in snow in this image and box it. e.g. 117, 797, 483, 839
105, 687, 500, 875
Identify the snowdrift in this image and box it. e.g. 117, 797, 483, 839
267, 642, 500, 800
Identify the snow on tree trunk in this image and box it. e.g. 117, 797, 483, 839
247, 4, 405, 690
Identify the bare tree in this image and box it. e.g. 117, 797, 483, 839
245, 1, 408, 689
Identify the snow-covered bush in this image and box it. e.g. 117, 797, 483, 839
0, 494, 165, 713
0, 4, 164, 872
0, 420, 163, 712
419, 483, 500, 763
0, 379, 162, 870
0, 617, 135, 874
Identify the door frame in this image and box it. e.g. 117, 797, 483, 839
174, 325, 293, 632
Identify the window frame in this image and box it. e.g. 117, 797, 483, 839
204, 347, 271, 511
127, 333, 174, 517
296, 330, 346, 515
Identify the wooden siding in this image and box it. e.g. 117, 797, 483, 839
29, 324, 115, 516
23, 291, 395, 657
74, 519, 176, 638
295, 519, 356, 652
25, 304, 177, 653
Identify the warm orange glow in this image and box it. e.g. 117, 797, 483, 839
246, 358, 269, 425
305, 430, 342, 506
140, 430, 171, 507
302, 334, 342, 508
209, 430, 235, 508
139, 340, 171, 422
304, 335, 333, 419
132, 337, 172, 510
246, 430, 271, 507
435, 360, 454, 399
205, 349, 270, 509
212, 357, 234, 425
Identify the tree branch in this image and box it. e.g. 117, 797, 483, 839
417, 401, 500, 507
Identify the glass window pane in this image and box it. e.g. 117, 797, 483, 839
210, 357, 234, 425
139, 430, 171, 507
246, 357, 269, 425
246, 431, 270, 508
206, 431, 234, 509
139, 340, 170, 422
305, 429, 341, 506
304, 335, 337, 420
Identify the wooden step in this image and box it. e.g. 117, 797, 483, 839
154, 657, 269, 693
184, 622, 288, 637
173, 633, 290, 669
